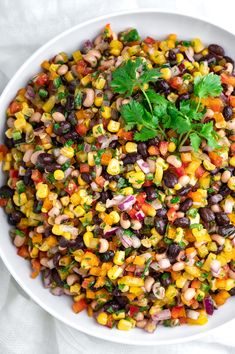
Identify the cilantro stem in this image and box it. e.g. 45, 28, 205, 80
178, 130, 191, 148
196, 97, 201, 113
141, 88, 153, 114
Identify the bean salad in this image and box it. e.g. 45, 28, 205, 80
1, 25, 235, 332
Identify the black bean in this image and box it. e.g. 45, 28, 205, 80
166, 243, 181, 260
8, 211, 23, 225
156, 208, 167, 219
65, 94, 75, 111
229, 287, 235, 296
160, 273, 172, 287
4, 136, 14, 149
109, 140, 120, 149
180, 198, 193, 212
208, 44, 225, 57
223, 106, 233, 121
215, 245, 224, 255
168, 50, 176, 62
81, 172, 92, 183
68, 80, 79, 93
23, 169, 33, 186
208, 194, 223, 205
67, 111, 77, 125
176, 93, 190, 108
51, 269, 64, 287
177, 185, 192, 196
53, 253, 61, 267
210, 167, 220, 176
218, 225, 235, 237
100, 190, 113, 203
114, 295, 129, 308
45, 163, 62, 173
93, 214, 102, 225
145, 186, 157, 201
199, 54, 216, 65
199, 207, 215, 222
122, 153, 140, 165
53, 121, 71, 136
215, 212, 230, 226
146, 137, 159, 147
33, 200, 43, 214
155, 218, 167, 235
100, 251, 114, 262
137, 142, 148, 158
219, 184, 231, 197
154, 79, 170, 93
163, 171, 178, 188
173, 217, 190, 228
0, 185, 14, 199
103, 301, 120, 312
44, 227, 52, 238
37, 153, 54, 168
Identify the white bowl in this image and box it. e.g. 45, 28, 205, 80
1, 9, 235, 346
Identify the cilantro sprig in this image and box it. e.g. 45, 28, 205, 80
111, 58, 223, 151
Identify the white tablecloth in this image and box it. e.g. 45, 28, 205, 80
1, 0, 235, 353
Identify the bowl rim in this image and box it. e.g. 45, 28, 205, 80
1, 8, 235, 345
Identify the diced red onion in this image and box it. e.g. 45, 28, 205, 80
73, 267, 88, 277
185, 49, 194, 62
84, 143, 91, 153
220, 92, 229, 104
120, 234, 133, 248
137, 159, 150, 174
95, 165, 102, 178
158, 258, 171, 269
43, 270, 51, 288
186, 310, 199, 320
135, 210, 145, 221
150, 262, 160, 272
171, 66, 180, 77
152, 309, 171, 321
229, 268, 235, 280
194, 53, 203, 61
91, 182, 99, 191
101, 135, 118, 149
224, 199, 234, 214
104, 227, 120, 238
151, 200, 162, 210
64, 168, 73, 179
203, 296, 214, 316
179, 146, 193, 152
106, 195, 125, 208
131, 235, 141, 248
25, 85, 35, 100
47, 259, 55, 269
210, 259, 221, 274
50, 287, 64, 296
187, 258, 195, 266
118, 195, 136, 211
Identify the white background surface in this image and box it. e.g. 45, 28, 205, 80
1, 0, 235, 353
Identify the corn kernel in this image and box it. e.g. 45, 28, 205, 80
160, 67, 172, 81
110, 40, 123, 56
107, 265, 123, 280
35, 184, 48, 199
92, 124, 105, 137
72, 50, 82, 62
97, 312, 108, 326
70, 283, 81, 294
42, 96, 56, 113
154, 164, 163, 185
121, 187, 134, 196
113, 311, 125, 320
64, 71, 74, 82
101, 106, 112, 119
94, 95, 103, 107
113, 250, 125, 265
118, 276, 144, 287
74, 205, 85, 217
150, 51, 166, 65
83, 231, 94, 248
70, 193, 81, 206
228, 176, 235, 191
80, 74, 91, 86
229, 157, 235, 167
95, 202, 106, 212
93, 76, 106, 90
60, 146, 74, 158
54, 169, 64, 181
168, 141, 176, 152
14, 117, 26, 130
109, 211, 120, 224
52, 224, 63, 236
13, 192, 27, 206
192, 38, 205, 53
117, 319, 133, 331
125, 142, 137, 153
107, 158, 120, 176
107, 120, 120, 133
127, 171, 145, 186
176, 53, 184, 63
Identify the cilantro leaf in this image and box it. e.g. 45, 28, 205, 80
194, 73, 222, 98
179, 100, 204, 121
120, 100, 144, 129
121, 29, 141, 43
138, 68, 161, 86
190, 132, 201, 151
134, 127, 158, 141
166, 105, 192, 134
199, 121, 220, 149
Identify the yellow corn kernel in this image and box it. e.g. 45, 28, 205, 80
92, 124, 105, 137
199, 62, 209, 75
94, 94, 103, 107
101, 106, 112, 119
36, 183, 49, 199
160, 68, 172, 81
30, 246, 39, 258
117, 319, 133, 331
80, 74, 92, 86
64, 71, 74, 82
70, 283, 81, 294
83, 231, 93, 248
154, 164, 163, 185
13, 192, 27, 206
95, 202, 106, 212
174, 183, 182, 191
70, 193, 81, 206
118, 276, 144, 287
109, 211, 120, 224
60, 146, 74, 158
187, 310, 208, 325
113, 251, 125, 266
107, 158, 120, 176
110, 40, 123, 56
107, 265, 123, 280
168, 141, 176, 152
3, 161, 11, 171
150, 51, 166, 65
185, 265, 201, 277
127, 171, 145, 186
121, 187, 133, 196
176, 276, 188, 289
129, 286, 144, 296
192, 38, 205, 53
192, 228, 211, 243
125, 142, 137, 153
228, 176, 235, 191
78, 175, 87, 186
202, 49, 209, 56
197, 244, 209, 258
73, 249, 84, 262
113, 311, 125, 320
165, 285, 178, 299
87, 152, 95, 166
74, 206, 85, 217
42, 96, 56, 113
52, 224, 63, 236
229, 157, 235, 167
97, 312, 108, 326
14, 117, 26, 130
176, 53, 184, 63
93, 76, 106, 90
54, 169, 64, 181
107, 120, 120, 133
72, 50, 82, 62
